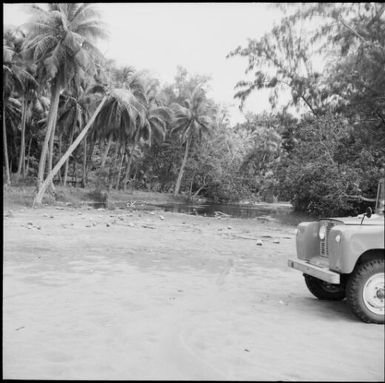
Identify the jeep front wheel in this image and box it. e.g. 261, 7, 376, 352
304, 274, 346, 300
346, 259, 384, 324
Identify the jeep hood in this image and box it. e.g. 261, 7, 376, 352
324, 214, 384, 225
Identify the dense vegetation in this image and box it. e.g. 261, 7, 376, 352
3, 3, 385, 216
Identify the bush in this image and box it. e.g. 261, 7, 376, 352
278, 160, 369, 217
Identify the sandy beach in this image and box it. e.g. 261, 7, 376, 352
3, 205, 384, 380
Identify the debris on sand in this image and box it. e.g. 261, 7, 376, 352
142, 224, 155, 229
214, 211, 230, 219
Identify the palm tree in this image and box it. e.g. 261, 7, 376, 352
91, 67, 148, 190
22, 3, 107, 193
121, 79, 171, 190
3, 28, 34, 185
16, 66, 39, 179
171, 85, 213, 196
4, 27, 41, 180
24, 96, 49, 178
92, 86, 147, 190
32, 84, 150, 205
56, 89, 90, 186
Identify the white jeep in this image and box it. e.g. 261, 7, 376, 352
288, 179, 384, 323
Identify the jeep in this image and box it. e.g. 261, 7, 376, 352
288, 179, 384, 323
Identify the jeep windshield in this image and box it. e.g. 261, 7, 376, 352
375, 178, 384, 215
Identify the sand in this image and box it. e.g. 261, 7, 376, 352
3, 206, 384, 380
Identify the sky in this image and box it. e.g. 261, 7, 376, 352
4, 2, 289, 124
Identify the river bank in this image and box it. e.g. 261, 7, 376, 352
3, 202, 384, 380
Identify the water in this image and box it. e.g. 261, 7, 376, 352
85, 200, 313, 226
151, 202, 312, 226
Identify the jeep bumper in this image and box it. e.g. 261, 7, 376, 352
288, 258, 340, 284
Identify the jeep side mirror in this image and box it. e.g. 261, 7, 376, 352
361, 207, 373, 224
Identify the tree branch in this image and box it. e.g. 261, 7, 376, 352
343, 193, 376, 202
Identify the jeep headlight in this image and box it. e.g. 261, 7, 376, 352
319, 225, 326, 240
335, 234, 341, 243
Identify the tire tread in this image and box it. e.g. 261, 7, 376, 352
346, 258, 384, 324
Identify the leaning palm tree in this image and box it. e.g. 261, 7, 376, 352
22, 3, 108, 194
92, 68, 149, 189
91, 66, 143, 167
56, 88, 90, 186
92, 86, 147, 190
171, 85, 213, 196
32, 85, 150, 205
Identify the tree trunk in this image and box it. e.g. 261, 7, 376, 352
101, 135, 112, 169
36, 79, 61, 191
123, 142, 136, 191
174, 137, 191, 196
57, 132, 62, 183
3, 102, 11, 186
82, 135, 87, 188
47, 118, 55, 174
33, 95, 107, 206
192, 177, 207, 198
115, 145, 125, 190
109, 142, 120, 190
25, 137, 32, 177
47, 117, 57, 193
73, 161, 77, 186
63, 127, 75, 186
86, 137, 96, 176
16, 97, 28, 179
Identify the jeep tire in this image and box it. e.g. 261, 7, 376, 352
304, 274, 346, 300
346, 258, 384, 324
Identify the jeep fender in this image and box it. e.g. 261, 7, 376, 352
328, 225, 384, 274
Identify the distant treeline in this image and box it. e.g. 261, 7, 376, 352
3, 3, 384, 215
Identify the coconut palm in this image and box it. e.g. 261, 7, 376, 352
56, 89, 90, 185
3, 28, 35, 185
92, 85, 147, 189
171, 85, 213, 195
32, 83, 152, 204
22, 3, 108, 192
91, 68, 148, 189
4, 27, 40, 180
24, 96, 50, 178
120, 78, 171, 190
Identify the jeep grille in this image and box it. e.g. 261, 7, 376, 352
320, 221, 335, 257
